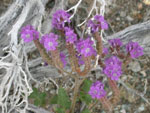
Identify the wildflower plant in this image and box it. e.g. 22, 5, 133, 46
20, 9, 144, 113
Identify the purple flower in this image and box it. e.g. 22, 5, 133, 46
75, 38, 94, 53
105, 56, 122, 66
64, 27, 77, 44
20, 25, 39, 43
87, 20, 98, 33
76, 38, 96, 57
126, 41, 144, 58
103, 56, 122, 81
103, 48, 109, 55
103, 65, 122, 81
80, 45, 96, 57
87, 15, 108, 33
43, 33, 58, 51
52, 10, 70, 30
88, 81, 106, 99
94, 15, 108, 30
109, 38, 123, 48
60, 52, 67, 67
40, 34, 49, 45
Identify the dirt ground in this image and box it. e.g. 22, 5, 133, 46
0, 0, 150, 113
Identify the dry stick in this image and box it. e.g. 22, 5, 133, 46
88, 100, 99, 111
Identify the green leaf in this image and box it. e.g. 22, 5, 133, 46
29, 88, 47, 107
50, 95, 58, 104
79, 91, 92, 105
79, 80, 92, 105
55, 107, 65, 113
57, 87, 71, 109
81, 80, 92, 93
82, 108, 91, 113
29, 88, 38, 98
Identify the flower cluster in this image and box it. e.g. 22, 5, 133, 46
20, 25, 39, 43
64, 27, 77, 44
88, 81, 106, 99
42, 33, 58, 51
103, 56, 122, 81
126, 41, 143, 58
52, 10, 70, 30
88, 15, 108, 33
109, 38, 123, 48
76, 38, 96, 57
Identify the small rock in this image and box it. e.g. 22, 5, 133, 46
50, 89, 56, 94
126, 16, 134, 21
140, 71, 147, 77
128, 61, 141, 72
138, 104, 145, 112
120, 11, 126, 17
138, 3, 143, 10
116, 17, 120, 21
120, 109, 126, 113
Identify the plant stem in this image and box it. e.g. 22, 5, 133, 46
108, 78, 120, 105
70, 78, 80, 113
33, 40, 53, 65
99, 96, 113, 113
94, 32, 103, 55
70, 77, 86, 113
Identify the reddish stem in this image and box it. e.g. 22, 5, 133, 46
108, 78, 120, 105
94, 32, 103, 55
99, 96, 113, 113
33, 40, 53, 65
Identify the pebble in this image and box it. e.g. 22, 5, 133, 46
140, 71, 147, 77
116, 17, 120, 21
50, 89, 56, 94
120, 11, 126, 17
138, 3, 143, 10
138, 104, 145, 111
120, 109, 126, 113
128, 61, 141, 72
126, 16, 134, 21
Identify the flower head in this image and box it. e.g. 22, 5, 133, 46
52, 10, 70, 30
94, 15, 108, 30
103, 65, 122, 81
105, 56, 122, 66
88, 15, 108, 33
103, 56, 122, 81
88, 81, 106, 99
109, 38, 123, 48
64, 27, 77, 44
126, 41, 143, 58
76, 38, 96, 57
43, 33, 58, 51
80, 45, 96, 57
20, 25, 39, 43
